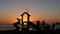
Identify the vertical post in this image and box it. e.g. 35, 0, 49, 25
22, 16, 23, 30
27, 16, 30, 30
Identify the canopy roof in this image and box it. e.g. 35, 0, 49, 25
21, 12, 30, 16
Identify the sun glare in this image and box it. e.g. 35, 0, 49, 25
23, 18, 27, 22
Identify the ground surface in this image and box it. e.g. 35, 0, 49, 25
0, 30, 60, 34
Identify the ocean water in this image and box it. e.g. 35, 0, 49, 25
0, 24, 15, 31
0, 24, 60, 31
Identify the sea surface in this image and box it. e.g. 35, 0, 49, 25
0, 24, 60, 31
0, 24, 15, 31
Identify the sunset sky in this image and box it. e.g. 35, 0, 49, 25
0, 0, 60, 24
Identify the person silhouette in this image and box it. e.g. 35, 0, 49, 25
36, 20, 41, 31
13, 18, 20, 31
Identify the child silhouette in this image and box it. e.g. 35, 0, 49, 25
13, 18, 20, 31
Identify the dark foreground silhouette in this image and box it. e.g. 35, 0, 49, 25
0, 29, 60, 34
0, 30, 52, 34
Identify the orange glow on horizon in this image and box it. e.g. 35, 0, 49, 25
0, 15, 60, 24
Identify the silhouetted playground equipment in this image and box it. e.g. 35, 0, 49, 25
13, 9, 57, 31
21, 11, 30, 31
